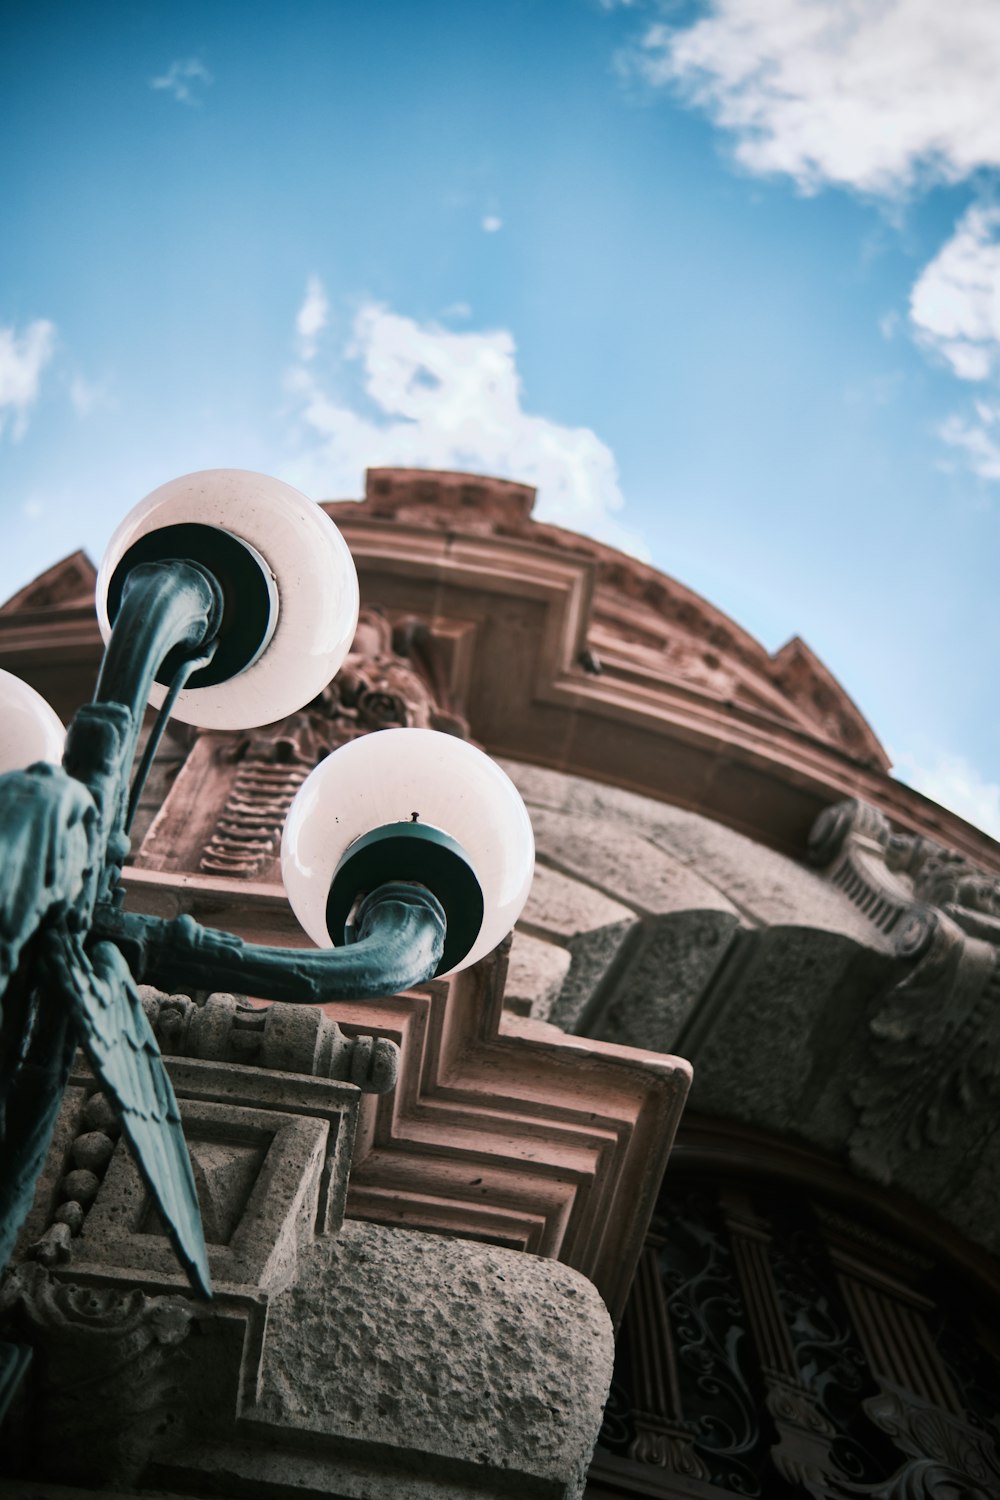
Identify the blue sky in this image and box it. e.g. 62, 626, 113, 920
2, 0, 999, 836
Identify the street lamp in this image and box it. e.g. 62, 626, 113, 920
0, 469, 534, 1314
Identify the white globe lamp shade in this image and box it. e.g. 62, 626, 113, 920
0, 670, 65, 773
281, 727, 535, 976
96, 469, 359, 730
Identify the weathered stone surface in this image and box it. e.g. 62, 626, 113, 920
504, 929, 571, 1018
685, 927, 896, 1150
527, 806, 740, 919
549, 920, 637, 1033
644, 813, 891, 944
594, 910, 742, 1054
520, 862, 634, 939
252, 1220, 614, 1499
503, 759, 890, 948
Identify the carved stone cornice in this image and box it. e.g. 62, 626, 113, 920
4, 473, 999, 865
324, 486, 999, 867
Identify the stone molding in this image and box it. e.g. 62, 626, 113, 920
304, 940, 690, 1325
0, 1264, 194, 1485
325, 483, 998, 867
355, 469, 886, 769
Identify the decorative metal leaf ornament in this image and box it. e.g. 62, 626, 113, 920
42, 929, 211, 1299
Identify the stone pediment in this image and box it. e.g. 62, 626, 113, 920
0, 550, 97, 615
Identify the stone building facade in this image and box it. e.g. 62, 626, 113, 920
1, 468, 999, 1498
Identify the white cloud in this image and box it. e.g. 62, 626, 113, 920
909, 204, 1000, 381
937, 403, 1000, 481
0, 318, 56, 440
285, 299, 650, 557
295, 275, 330, 361
481, 215, 503, 233
150, 57, 212, 106
625, 1, 1000, 196
893, 747, 1000, 840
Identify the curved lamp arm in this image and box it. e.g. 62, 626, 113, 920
94, 883, 447, 1003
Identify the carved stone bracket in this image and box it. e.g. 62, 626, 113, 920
2, 1031, 368, 1485
808, 799, 1000, 1202
809, 797, 1000, 947
854, 1380, 1000, 1499
0, 1262, 194, 1485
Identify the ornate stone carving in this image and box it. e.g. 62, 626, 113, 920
806, 799, 1000, 1191
29, 1090, 120, 1268
196, 608, 464, 881
605, 1181, 1000, 1500
849, 912, 1000, 1183
810, 797, 1000, 933
139, 987, 399, 1094
851, 1382, 1000, 1499
0, 1263, 193, 1485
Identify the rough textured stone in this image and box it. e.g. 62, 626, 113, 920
71, 1130, 115, 1172
549, 920, 637, 1033
686, 927, 896, 1149
253, 1220, 614, 1499
643, 814, 892, 945
504, 929, 572, 1019
503, 759, 891, 949
527, 806, 740, 919
594, 910, 742, 1054
59, 1169, 99, 1205
520, 862, 635, 940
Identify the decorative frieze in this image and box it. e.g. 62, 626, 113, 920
600, 1180, 1000, 1500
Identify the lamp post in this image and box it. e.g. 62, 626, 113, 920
0, 470, 535, 1328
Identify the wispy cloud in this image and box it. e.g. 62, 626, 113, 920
893, 746, 1000, 840
0, 318, 56, 440
938, 402, 1000, 482
910, 205, 1000, 382
481, 215, 503, 233
295, 275, 329, 361
621, 1, 1000, 197
611, 2, 1000, 484
285, 282, 649, 557
150, 57, 213, 107
906, 205, 1000, 478
69, 374, 116, 417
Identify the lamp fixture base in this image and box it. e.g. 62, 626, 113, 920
329, 822, 484, 975
105, 523, 278, 689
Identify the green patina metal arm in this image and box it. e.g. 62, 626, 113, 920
94, 882, 445, 1003
0, 556, 448, 1316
